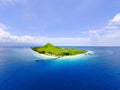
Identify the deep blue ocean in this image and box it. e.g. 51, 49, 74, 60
0, 46, 120, 90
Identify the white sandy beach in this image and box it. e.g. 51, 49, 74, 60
58, 51, 94, 59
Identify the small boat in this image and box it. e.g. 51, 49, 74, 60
35, 58, 58, 62
35, 59, 40, 62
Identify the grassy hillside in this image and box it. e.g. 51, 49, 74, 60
32, 43, 87, 56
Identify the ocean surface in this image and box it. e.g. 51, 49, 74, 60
0, 46, 120, 90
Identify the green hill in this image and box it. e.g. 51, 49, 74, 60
32, 43, 87, 57
42, 43, 57, 48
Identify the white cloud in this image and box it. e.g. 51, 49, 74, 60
47, 38, 90, 46
1, 13, 120, 46
0, 0, 26, 7
0, 25, 47, 44
0, 23, 8, 31
109, 13, 120, 25
0, 0, 17, 7
89, 13, 120, 46
0, 24, 91, 46
89, 30, 100, 45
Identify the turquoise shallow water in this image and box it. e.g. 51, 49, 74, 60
0, 46, 120, 90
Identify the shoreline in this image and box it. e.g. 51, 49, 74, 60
32, 50, 94, 60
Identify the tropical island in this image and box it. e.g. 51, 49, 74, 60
32, 43, 89, 59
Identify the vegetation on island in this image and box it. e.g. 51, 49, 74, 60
32, 43, 87, 57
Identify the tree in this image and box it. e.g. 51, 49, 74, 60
40, 51, 45, 54
63, 52, 70, 56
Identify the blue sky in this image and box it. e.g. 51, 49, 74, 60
0, 0, 120, 46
